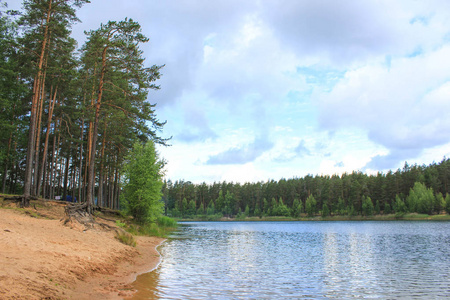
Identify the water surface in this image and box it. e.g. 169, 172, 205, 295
132, 221, 450, 299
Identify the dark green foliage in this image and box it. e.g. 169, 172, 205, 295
434, 193, 444, 214
375, 200, 381, 215
445, 194, 450, 214
254, 207, 261, 218
292, 198, 302, 218
187, 199, 196, 217
0, 0, 167, 211
384, 203, 392, 214
206, 201, 215, 215
336, 197, 346, 215
348, 205, 357, 217
305, 195, 317, 217
361, 196, 374, 216
244, 205, 250, 217
322, 203, 330, 217
164, 159, 450, 219
394, 195, 407, 213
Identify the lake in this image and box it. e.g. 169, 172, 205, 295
131, 221, 450, 299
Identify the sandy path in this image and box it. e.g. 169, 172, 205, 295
0, 206, 164, 299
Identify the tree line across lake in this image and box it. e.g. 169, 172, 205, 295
163, 159, 450, 219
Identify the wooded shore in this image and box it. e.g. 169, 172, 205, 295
178, 213, 450, 222
0, 198, 164, 299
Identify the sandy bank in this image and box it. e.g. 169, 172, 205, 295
0, 202, 164, 299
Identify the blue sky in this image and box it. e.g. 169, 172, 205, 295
11, 0, 450, 183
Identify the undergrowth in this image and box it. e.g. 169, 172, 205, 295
115, 230, 137, 247
119, 216, 178, 238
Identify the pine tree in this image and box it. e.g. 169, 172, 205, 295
19, 0, 89, 205
0, 6, 27, 193
361, 196, 374, 216
305, 194, 317, 217
80, 18, 165, 212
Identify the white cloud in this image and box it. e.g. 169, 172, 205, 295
317, 44, 450, 169
56, 0, 450, 182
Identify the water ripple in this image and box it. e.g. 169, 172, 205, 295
132, 221, 450, 299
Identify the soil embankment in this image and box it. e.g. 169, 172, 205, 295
0, 199, 163, 299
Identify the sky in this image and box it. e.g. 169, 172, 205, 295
10, 0, 450, 184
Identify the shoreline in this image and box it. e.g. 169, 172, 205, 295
68, 235, 166, 300
178, 212, 450, 222
0, 203, 165, 299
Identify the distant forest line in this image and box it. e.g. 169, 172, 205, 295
163, 158, 450, 218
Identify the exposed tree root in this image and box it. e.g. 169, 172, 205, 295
63, 202, 96, 231
63, 202, 121, 233
1, 195, 37, 208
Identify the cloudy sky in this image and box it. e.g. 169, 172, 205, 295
12, 0, 450, 183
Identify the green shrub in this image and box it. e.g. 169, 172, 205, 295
157, 216, 177, 228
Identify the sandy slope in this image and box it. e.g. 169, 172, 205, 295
0, 201, 164, 299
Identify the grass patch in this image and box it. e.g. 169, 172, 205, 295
115, 230, 137, 247
157, 215, 178, 227
429, 214, 450, 221
402, 213, 430, 220
135, 221, 177, 238
118, 216, 178, 238
115, 220, 127, 228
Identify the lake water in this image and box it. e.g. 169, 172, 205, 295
131, 221, 450, 299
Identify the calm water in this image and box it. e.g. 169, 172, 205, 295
132, 221, 450, 299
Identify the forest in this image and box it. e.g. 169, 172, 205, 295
0, 0, 167, 212
163, 159, 450, 218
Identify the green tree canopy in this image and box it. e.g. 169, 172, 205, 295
406, 182, 435, 214
305, 194, 317, 217
122, 141, 164, 224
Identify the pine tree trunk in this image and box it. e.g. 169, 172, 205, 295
116, 171, 121, 210
98, 122, 107, 207
71, 159, 76, 201
42, 160, 48, 198
32, 68, 47, 196
37, 86, 56, 197
23, 0, 53, 205
56, 133, 62, 197
78, 118, 84, 202
86, 46, 108, 214
84, 68, 96, 203
114, 167, 119, 210
62, 156, 69, 201
2, 131, 13, 193
49, 132, 57, 199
